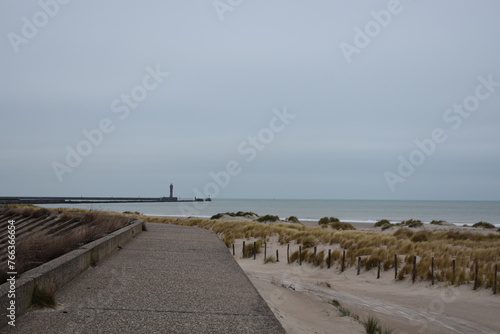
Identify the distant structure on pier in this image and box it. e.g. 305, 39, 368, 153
161, 183, 178, 202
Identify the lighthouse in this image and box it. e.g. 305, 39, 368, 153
160, 184, 178, 202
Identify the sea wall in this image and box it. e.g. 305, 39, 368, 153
0, 219, 144, 328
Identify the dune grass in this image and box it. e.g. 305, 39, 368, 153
329, 299, 353, 318
363, 315, 381, 334
32, 283, 57, 308
210, 211, 258, 220
264, 255, 277, 264
242, 239, 264, 258
330, 300, 392, 334
363, 315, 393, 334
0, 206, 133, 284
473, 221, 495, 229
142, 216, 500, 289
430, 220, 446, 225
4, 206, 497, 290
256, 214, 280, 222
374, 218, 425, 230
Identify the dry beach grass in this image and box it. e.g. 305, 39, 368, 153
145, 215, 500, 289
0, 205, 132, 283
3, 207, 497, 289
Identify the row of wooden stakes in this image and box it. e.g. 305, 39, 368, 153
233, 241, 499, 295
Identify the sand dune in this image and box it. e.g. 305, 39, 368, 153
235, 237, 499, 334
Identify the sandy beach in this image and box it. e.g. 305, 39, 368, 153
232, 225, 499, 334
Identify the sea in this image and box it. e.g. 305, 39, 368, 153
40, 199, 500, 227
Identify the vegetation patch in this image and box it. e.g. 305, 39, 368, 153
411, 230, 431, 242
374, 219, 391, 228
377, 218, 423, 229
399, 219, 423, 228
472, 221, 495, 229
330, 299, 392, 333
289, 250, 300, 263
430, 220, 446, 225
363, 315, 393, 334
211, 211, 258, 220
365, 255, 380, 271
123, 211, 141, 215
32, 284, 57, 308
313, 250, 326, 267
319, 217, 340, 225
381, 224, 394, 231
329, 299, 353, 318
0, 206, 132, 284
330, 222, 356, 230
393, 228, 414, 239
296, 235, 318, 248
256, 214, 280, 222
243, 239, 264, 258
363, 315, 380, 334
264, 255, 277, 264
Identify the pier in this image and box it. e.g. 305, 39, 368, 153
0, 196, 183, 205
0, 184, 211, 205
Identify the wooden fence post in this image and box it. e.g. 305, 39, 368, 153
341, 250, 346, 272
474, 261, 479, 290
232, 243, 235, 256
431, 256, 435, 285
328, 249, 331, 269
357, 256, 361, 275
264, 242, 267, 259
494, 264, 498, 295
313, 247, 317, 262
287, 244, 290, 264
253, 241, 256, 260
276, 249, 279, 262
242, 241, 245, 258
377, 260, 381, 279
299, 246, 302, 265
412, 256, 417, 284
394, 254, 398, 280
452, 258, 456, 280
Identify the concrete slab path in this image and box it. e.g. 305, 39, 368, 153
9, 222, 286, 333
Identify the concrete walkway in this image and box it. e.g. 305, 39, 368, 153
10, 223, 286, 333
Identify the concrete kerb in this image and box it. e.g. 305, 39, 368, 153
0, 219, 144, 328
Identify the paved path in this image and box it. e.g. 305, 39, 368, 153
9, 223, 286, 334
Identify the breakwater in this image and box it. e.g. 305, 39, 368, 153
0, 196, 209, 205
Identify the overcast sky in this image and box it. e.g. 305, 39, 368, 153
1, 1, 499, 201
